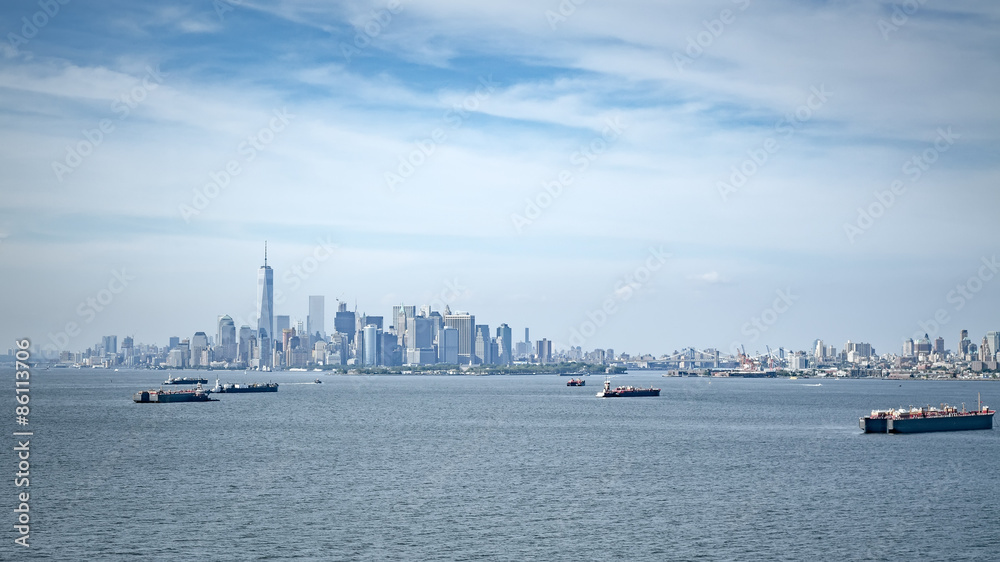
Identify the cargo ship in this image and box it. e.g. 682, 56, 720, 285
566, 378, 586, 386
133, 384, 214, 403
211, 379, 278, 393
596, 379, 660, 398
860, 397, 994, 433
163, 375, 209, 385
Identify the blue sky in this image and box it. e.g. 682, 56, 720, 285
2, 0, 999, 357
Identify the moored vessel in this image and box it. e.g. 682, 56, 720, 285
596, 379, 660, 398
134, 384, 214, 403
211, 379, 278, 393
860, 396, 994, 433
566, 378, 585, 386
163, 375, 209, 385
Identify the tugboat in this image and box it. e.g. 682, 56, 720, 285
566, 378, 586, 387
596, 378, 660, 398
861, 395, 994, 433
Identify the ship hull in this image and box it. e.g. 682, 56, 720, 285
133, 390, 213, 403
597, 389, 660, 398
216, 385, 278, 393
861, 413, 993, 433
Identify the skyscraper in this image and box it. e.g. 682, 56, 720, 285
217, 315, 236, 361
307, 295, 325, 343
440, 327, 459, 364
987, 332, 1000, 361
276, 315, 290, 334
256, 243, 274, 367
444, 312, 475, 364
474, 324, 491, 365
496, 323, 512, 365
335, 302, 356, 345
362, 324, 380, 366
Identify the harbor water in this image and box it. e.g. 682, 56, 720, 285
4, 370, 999, 560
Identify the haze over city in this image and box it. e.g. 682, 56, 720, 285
2, 1, 1000, 357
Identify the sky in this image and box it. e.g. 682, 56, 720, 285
1, 0, 999, 359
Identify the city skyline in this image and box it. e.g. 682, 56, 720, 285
2, 2, 1000, 357
27, 244, 1000, 367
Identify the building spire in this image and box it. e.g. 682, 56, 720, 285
264, 240, 268, 266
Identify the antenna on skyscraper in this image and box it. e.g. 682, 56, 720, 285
264, 240, 268, 266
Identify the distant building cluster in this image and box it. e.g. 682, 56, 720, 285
20, 246, 999, 378
43, 247, 584, 370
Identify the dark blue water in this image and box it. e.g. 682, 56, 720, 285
3, 370, 999, 560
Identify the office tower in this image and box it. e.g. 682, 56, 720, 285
981, 336, 991, 362
444, 312, 475, 364
335, 305, 356, 344
413, 317, 433, 349
987, 332, 1000, 360
381, 331, 400, 366
276, 316, 290, 334
358, 314, 383, 331
362, 325, 379, 366
960, 329, 970, 355
393, 305, 416, 349
307, 296, 325, 342
933, 337, 945, 355
606, 348, 614, 362
814, 339, 825, 359
256, 243, 274, 367
536, 339, 552, 364
914, 334, 932, 356
168, 336, 180, 350
440, 327, 459, 364
524, 328, 529, 347
102, 335, 117, 355
191, 331, 209, 367
474, 324, 491, 364
902, 338, 914, 357
496, 323, 512, 365
217, 315, 236, 361
238, 325, 254, 364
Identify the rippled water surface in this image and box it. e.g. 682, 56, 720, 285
4, 370, 999, 560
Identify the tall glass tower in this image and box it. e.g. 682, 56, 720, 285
256, 243, 274, 367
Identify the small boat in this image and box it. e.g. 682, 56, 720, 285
566, 378, 585, 386
315, 379, 322, 384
